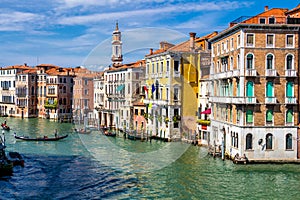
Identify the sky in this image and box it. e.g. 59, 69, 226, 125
0, 0, 298, 71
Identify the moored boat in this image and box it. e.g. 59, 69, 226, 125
1, 124, 10, 131
14, 133, 68, 141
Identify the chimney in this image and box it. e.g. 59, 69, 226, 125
264, 6, 269, 11
189, 32, 196, 51
149, 48, 153, 55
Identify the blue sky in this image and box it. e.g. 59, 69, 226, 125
0, 0, 298, 70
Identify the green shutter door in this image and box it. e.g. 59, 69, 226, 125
266, 82, 273, 97
286, 82, 293, 97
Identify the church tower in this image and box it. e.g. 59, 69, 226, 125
111, 21, 123, 67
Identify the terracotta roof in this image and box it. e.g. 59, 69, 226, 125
107, 60, 145, 72
286, 4, 300, 14
2, 65, 31, 70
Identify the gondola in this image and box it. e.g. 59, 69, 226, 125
104, 130, 116, 137
14, 133, 68, 141
74, 128, 91, 134
1, 124, 10, 131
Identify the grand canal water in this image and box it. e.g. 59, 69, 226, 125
1, 118, 300, 199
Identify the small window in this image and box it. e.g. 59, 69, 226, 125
246, 34, 254, 46
266, 34, 274, 47
267, 54, 273, 69
286, 55, 293, 69
286, 35, 294, 47
266, 133, 273, 150
246, 133, 253, 150
269, 17, 275, 24
286, 133, 293, 150
260, 18, 266, 24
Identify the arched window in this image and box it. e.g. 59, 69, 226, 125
267, 54, 273, 69
266, 81, 273, 97
246, 109, 253, 123
235, 133, 239, 148
231, 131, 234, 146
63, 86, 66, 93
286, 54, 293, 70
246, 81, 254, 97
286, 109, 293, 123
237, 55, 240, 69
266, 109, 273, 123
246, 54, 253, 69
286, 81, 293, 97
286, 133, 293, 150
246, 134, 253, 150
266, 133, 273, 150
63, 98, 66, 105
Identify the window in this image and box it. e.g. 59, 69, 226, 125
174, 88, 179, 101
286, 81, 293, 97
286, 54, 293, 69
260, 18, 266, 24
266, 35, 274, 47
266, 109, 273, 123
286, 134, 293, 150
237, 35, 240, 47
246, 134, 253, 150
134, 109, 138, 115
246, 110, 253, 123
230, 38, 234, 50
266, 133, 273, 150
246, 81, 254, 97
235, 133, 238, 148
266, 81, 273, 97
246, 34, 254, 46
166, 61, 170, 72
286, 109, 293, 123
174, 61, 179, 72
286, 35, 294, 47
269, 17, 275, 24
246, 54, 253, 69
266, 54, 273, 69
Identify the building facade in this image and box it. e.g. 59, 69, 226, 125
209, 6, 300, 161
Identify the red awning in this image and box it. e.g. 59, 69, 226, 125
200, 108, 211, 114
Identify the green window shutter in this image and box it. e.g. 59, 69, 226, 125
246, 110, 253, 123
286, 82, 293, 97
266, 110, 273, 122
246, 81, 254, 97
286, 109, 293, 123
266, 81, 273, 97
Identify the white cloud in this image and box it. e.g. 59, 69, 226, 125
58, 1, 252, 25
0, 11, 44, 32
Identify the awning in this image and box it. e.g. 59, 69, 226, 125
116, 84, 125, 91
200, 108, 211, 114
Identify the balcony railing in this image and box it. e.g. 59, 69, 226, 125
245, 97, 257, 104
285, 69, 297, 77
285, 97, 297, 104
265, 69, 277, 77
265, 97, 277, 104
245, 69, 257, 76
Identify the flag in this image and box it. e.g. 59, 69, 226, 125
151, 84, 155, 93
148, 102, 152, 109
143, 86, 148, 93
200, 108, 211, 114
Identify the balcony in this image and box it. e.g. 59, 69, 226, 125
265, 69, 277, 77
245, 97, 257, 104
265, 97, 277, 104
245, 69, 257, 76
285, 69, 297, 77
285, 97, 297, 104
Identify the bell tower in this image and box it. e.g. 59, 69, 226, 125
111, 21, 123, 67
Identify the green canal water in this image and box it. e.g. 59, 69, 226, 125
1, 118, 300, 199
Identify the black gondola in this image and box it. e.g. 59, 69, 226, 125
14, 133, 68, 141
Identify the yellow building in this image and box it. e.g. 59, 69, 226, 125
144, 32, 214, 141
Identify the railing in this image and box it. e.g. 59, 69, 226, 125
285, 69, 297, 77
265, 69, 277, 77
285, 97, 297, 104
245, 69, 257, 76
265, 97, 277, 104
